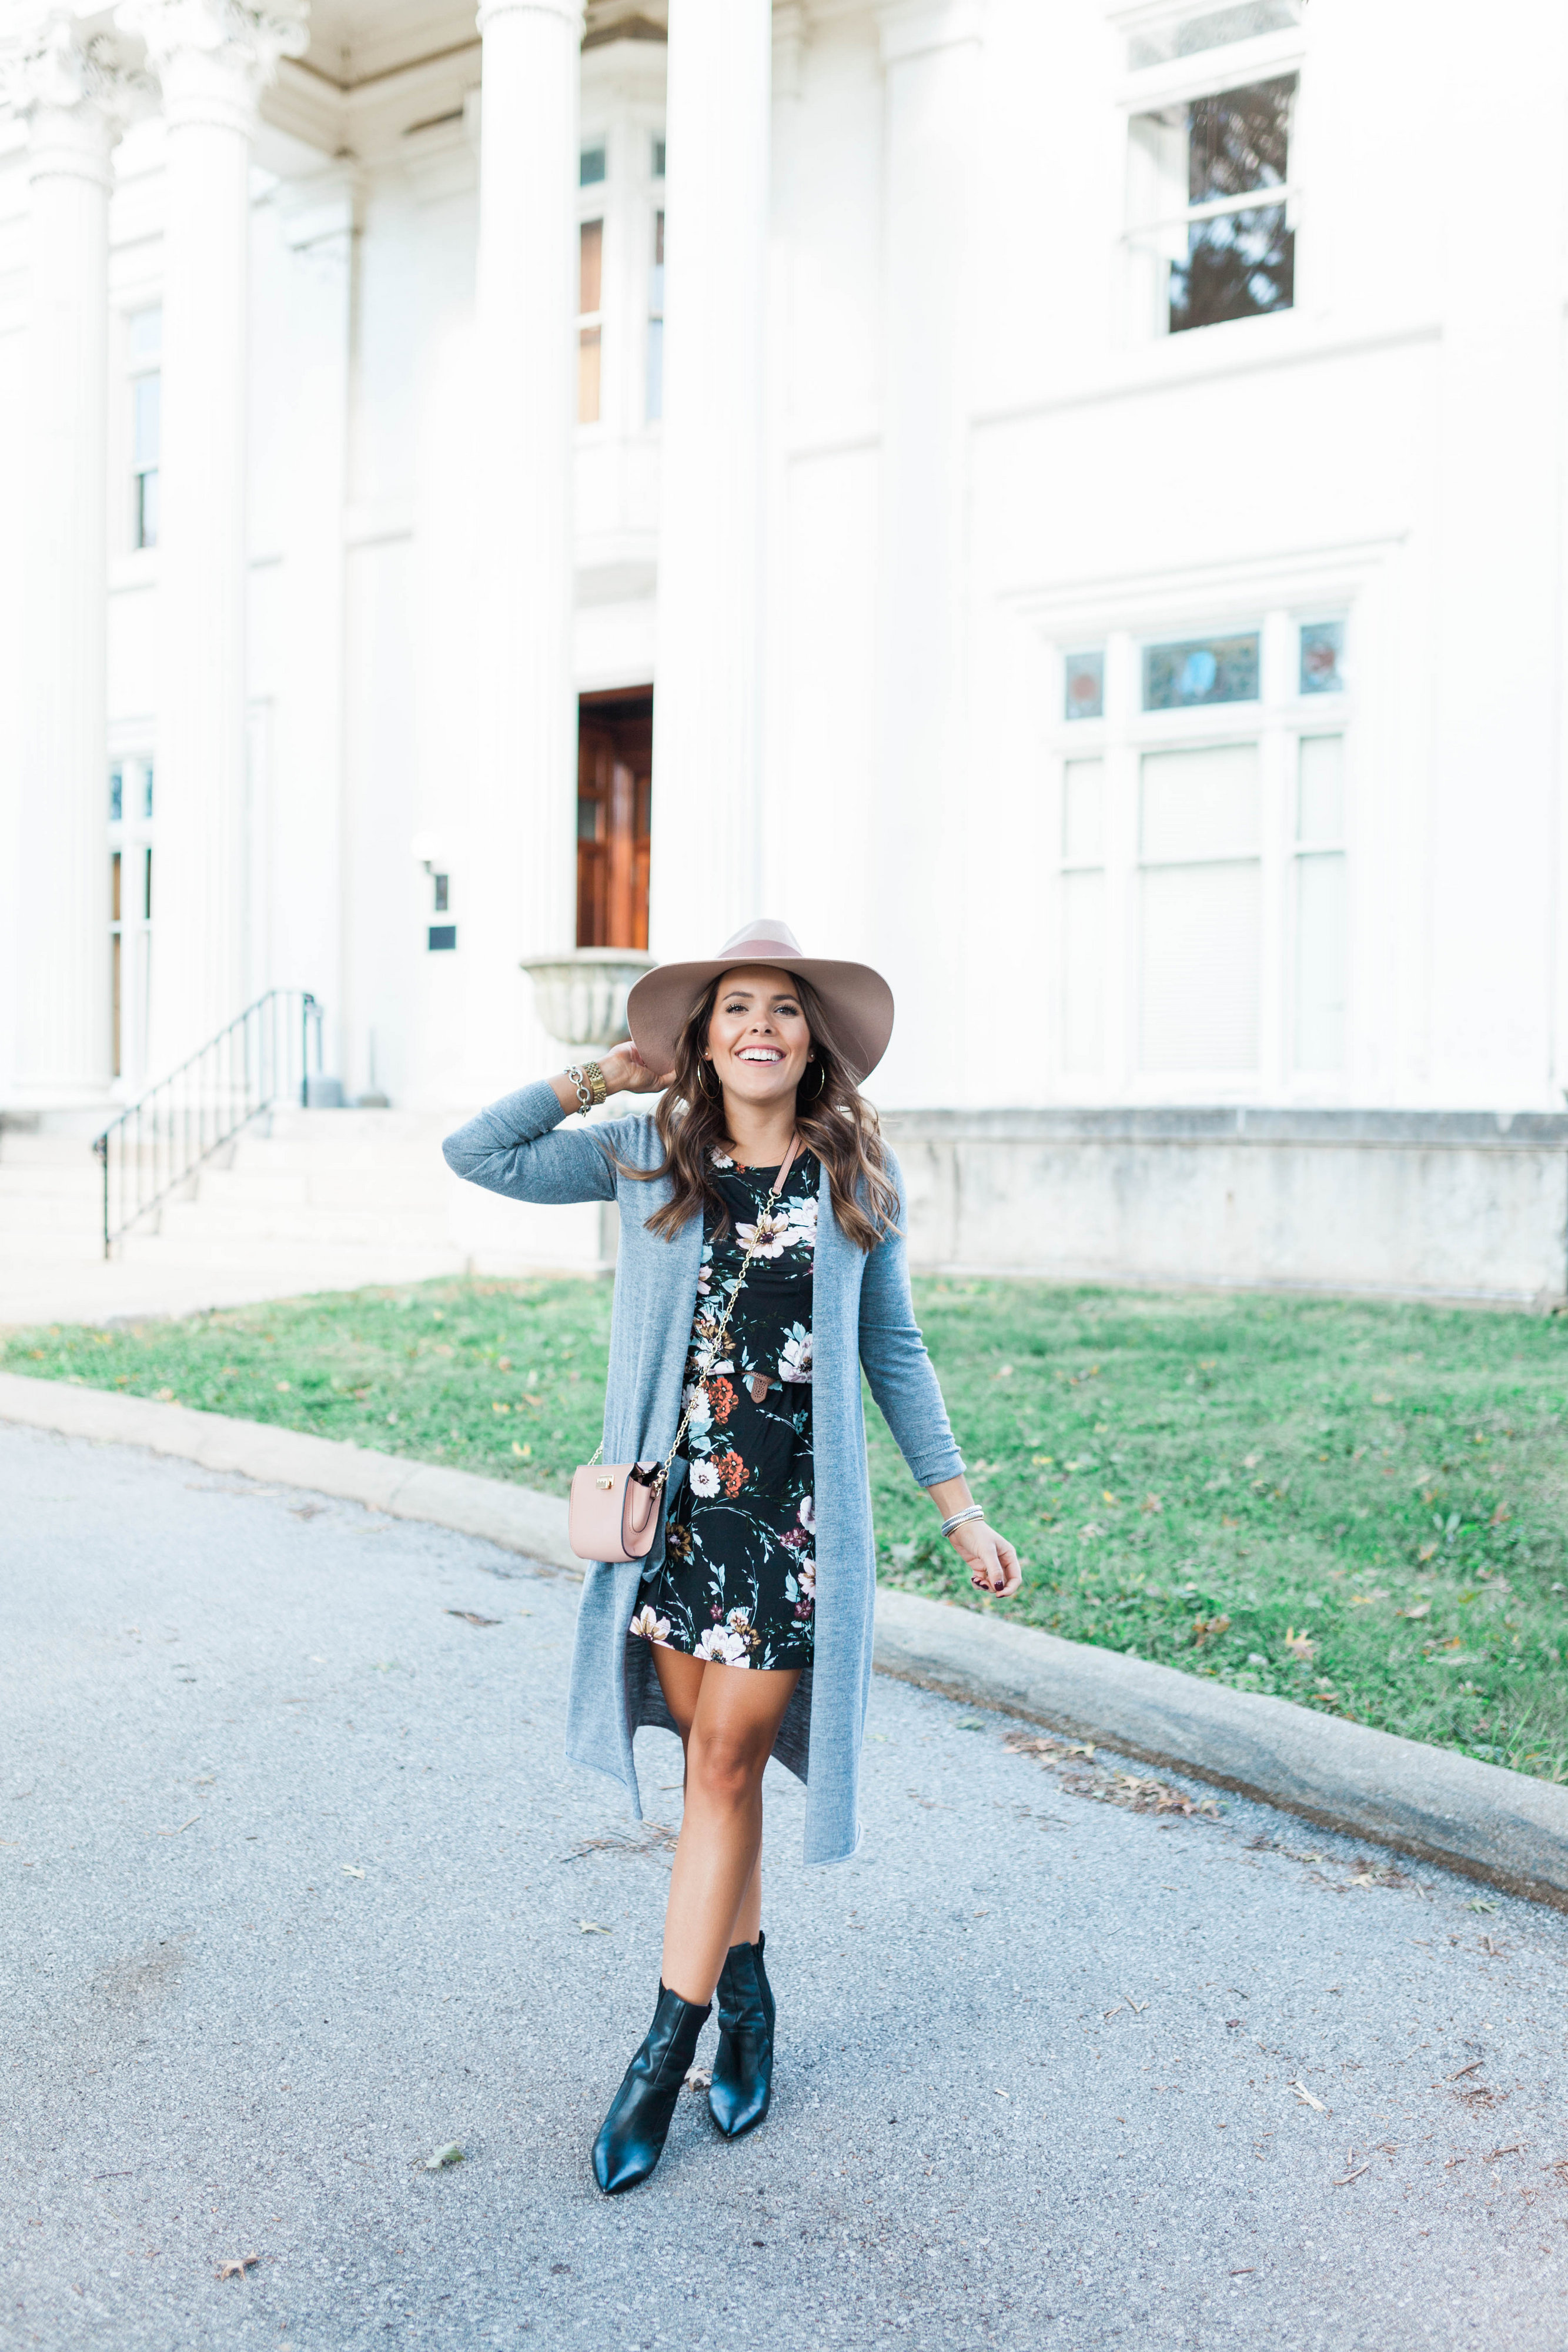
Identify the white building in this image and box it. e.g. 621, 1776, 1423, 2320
4, 0, 1568, 1300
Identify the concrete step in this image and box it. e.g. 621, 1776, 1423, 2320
199, 1162, 451, 1204
0, 1196, 106, 1235
113, 1235, 467, 1283
153, 1202, 456, 1248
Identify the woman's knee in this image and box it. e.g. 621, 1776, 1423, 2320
685, 1726, 764, 1809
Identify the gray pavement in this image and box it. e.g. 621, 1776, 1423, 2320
4, 1424, 1568, 2352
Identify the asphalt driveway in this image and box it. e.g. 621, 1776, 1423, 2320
4, 1422, 1566, 2350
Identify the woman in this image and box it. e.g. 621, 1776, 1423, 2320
443, 920, 1021, 2194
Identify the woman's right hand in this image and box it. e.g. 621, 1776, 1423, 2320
600, 1043, 674, 1096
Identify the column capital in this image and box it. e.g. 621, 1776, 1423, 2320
475, 0, 584, 36
0, 5, 148, 180
114, 0, 308, 133
875, 0, 983, 70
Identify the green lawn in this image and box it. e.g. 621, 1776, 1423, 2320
8, 1277, 1568, 1782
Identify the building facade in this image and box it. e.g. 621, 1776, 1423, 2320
2, 0, 1567, 1291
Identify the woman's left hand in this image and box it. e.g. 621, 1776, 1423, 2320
948, 1521, 1022, 1598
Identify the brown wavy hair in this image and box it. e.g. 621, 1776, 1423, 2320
620, 971, 901, 1252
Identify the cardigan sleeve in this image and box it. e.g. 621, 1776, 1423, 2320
442, 1080, 640, 1205
855, 1152, 965, 1490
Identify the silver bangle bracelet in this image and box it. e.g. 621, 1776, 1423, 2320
940, 1505, 987, 1539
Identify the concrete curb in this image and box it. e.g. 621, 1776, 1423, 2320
0, 1372, 580, 1575
873, 1591, 1568, 1910
6, 1371, 1568, 1908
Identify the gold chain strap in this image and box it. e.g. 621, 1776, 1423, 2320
647, 1133, 801, 1494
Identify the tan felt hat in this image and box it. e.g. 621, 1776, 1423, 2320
626, 920, 895, 1084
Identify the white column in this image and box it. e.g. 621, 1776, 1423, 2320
647, 0, 773, 953
1, 8, 132, 1105
116, 0, 306, 1074
870, 0, 981, 1108
465, 0, 583, 1102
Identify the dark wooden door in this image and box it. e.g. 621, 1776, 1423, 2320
577, 689, 653, 949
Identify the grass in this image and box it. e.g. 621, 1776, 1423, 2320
8, 1276, 1568, 1783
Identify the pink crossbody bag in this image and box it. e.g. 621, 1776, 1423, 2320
567, 1135, 801, 1563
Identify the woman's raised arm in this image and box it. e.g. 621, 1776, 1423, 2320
442, 1044, 673, 1207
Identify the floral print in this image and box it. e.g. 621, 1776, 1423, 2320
640, 1147, 819, 1672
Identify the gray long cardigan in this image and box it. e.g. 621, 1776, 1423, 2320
442, 1082, 964, 1864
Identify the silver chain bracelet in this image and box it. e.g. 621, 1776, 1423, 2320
940, 1504, 987, 1539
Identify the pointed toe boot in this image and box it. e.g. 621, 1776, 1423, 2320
708, 1932, 775, 2139
592, 1983, 711, 2195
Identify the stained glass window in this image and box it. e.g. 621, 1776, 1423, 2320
1142, 632, 1259, 710
1299, 620, 1344, 695
1064, 650, 1105, 722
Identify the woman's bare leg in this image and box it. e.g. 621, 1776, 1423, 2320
651, 1645, 798, 2003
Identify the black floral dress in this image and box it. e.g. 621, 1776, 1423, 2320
632, 1147, 817, 1672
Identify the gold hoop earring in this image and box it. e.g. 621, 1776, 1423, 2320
801, 1060, 827, 1102
698, 1059, 721, 1100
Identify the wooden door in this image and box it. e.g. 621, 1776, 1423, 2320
577, 690, 653, 949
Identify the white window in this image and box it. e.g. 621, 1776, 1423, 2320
646, 203, 664, 422
573, 117, 666, 436
108, 755, 155, 1085
1121, 2, 1303, 338
126, 306, 161, 547
1052, 612, 1349, 1095
578, 214, 603, 424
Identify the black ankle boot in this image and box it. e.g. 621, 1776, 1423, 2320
592, 1983, 711, 2194
708, 1932, 775, 2139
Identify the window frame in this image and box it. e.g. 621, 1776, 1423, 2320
573, 113, 668, 443
106, 749, 156, 1090
1114, 4, 1310, 343
117, 301, 163, 558
1047, 604, 1353, 1102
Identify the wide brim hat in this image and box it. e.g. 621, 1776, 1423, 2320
626, 920, 895, 1084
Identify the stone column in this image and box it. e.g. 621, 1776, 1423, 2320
115, 0, 306, 1075
1, 8, 134, 1105
871, 0, 981, 1107
466, 0, 584, 1103
646, 0, 773, 953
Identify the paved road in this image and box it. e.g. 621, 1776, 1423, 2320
4, 1422, 1567, 2352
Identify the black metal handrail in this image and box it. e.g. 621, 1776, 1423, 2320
93, 989, 324, 1258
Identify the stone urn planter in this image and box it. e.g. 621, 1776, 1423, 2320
519, 948, 657, 1052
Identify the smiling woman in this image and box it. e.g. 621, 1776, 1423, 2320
440, 917, 1022, 2197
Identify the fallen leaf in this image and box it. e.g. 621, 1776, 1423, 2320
1290, 2080, 1329, 2112
684, 2065, 711, 2093
955, 1719, 985, 1730
1283, 1628, 1315, 1662
446, 1611, 500, 1628
422, 2144, 463, 2171
1397, 1601, 1431, 1620
577, 1920, 612, 1935
215, 2254, 259, 2280
1466, 1897, 1499, 1914
342, 1865, 365, 1879
1331, 2164, 1369, 2187
1486, 2144, 1523, 2159
1417, 1543, 1439, 1563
